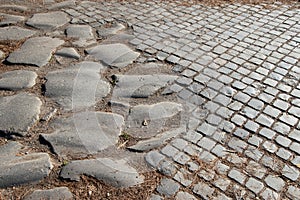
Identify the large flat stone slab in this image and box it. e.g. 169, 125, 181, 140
41, 111, 124, 157
66, 24, 96, 47
126, 102, 183, 139
0, 93, 42, 136
97, 23, 125, 37
26, 11, 69, 30
60, 157, 144, 188
0, 70, 37, 90
86, 43, 140, 68
112, 74, 178, 98
0, 26, 36, 41
45, 61, 110, 110
0, 13, 25, 26
0, 142, 52, 188
23, 187, 73, 200
48, 0, 76, 10
7, 37, 64, 67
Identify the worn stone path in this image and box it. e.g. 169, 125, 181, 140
0, 0, 299, 199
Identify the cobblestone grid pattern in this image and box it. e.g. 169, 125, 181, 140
0, 0, 299, 199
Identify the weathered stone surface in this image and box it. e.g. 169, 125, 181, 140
41, 111, 124, 157
7, 37, 64, 67
97, 23, 125, 37
0, 13, 25, 26
0, 93, 41, 136
127, 127, 185, 152
0, 5, 28, 12
0, 26, 36, 41
23, 187, 73, 200
0, 50, 4, 59
55, 47, 80, 59
45, 61, 110, 110
112, 74, 178, 98
48, 0, 76, 10
86, 43, 140, 68
66, 24, 96, 47
0, 142, 52, 188
0, 70, 37, 90
26, 11, 69, 30
175, 191, 198, 200
60, 157, 144, 187
126, 102, 183, 138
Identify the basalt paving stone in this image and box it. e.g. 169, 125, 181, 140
0, 5, 28, 12
55, 47, 80, 59
45, 61, 110, 110
126, 102, 183, 139
0, 13, 25, 26
0, 70, 37, 91
0, 93, 41, 136
23, 187, 73, 200
26, 11, 69, 30
60, 157, 144, 188
97, 23, 126, 37
41, 111, 124, 157
48, 0, 76, 10
0, 26, 36, 41
86, 43, 140, 68
112, 74, 178, 98
66, 24, 96, 47
6, 36, 64, 67
0, 141, 52, 188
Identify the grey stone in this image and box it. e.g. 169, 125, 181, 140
282, 164, 299, 181
261, 188, 279, 200
23, 187, 73, 200
0, 93, 41, 136
0, 70, 37, 91
175, 191, 197, 200
45, 61, 110, 110
174, 168, 193, 186
264, 175, 285, 192
0, 13, 25, 26
60, 157, 144, 188
26, 11, 69, 30
126, 102, 182, 138
127, 127, 185, 152
97, 23, 125, 37
7, 37, 64, 67
156, 178, 180, 197
145, 150, 165, 168
0, 142, 52, 188
149, 194, 163, 200
41, 111, 124, 157
0, 5, 28, 11
287, 186, 300, 200
0, 50, 4, 59
86, 43, 140, 68
0, 26, 36, 41
193, 182, 215, 200
245, 178, 264, 194
228, 168, 247, 184
55, 47, 80, 59
48, 0, 76, 10
66, 24, 96, 47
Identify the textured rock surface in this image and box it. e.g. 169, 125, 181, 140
60, 157, 144, 187
0, 70, 37, 90
0, 93, 42, 136
86, 43, 140, 68
26, 11, 69, 30
45, 61, 110, 110
66, 24, 96, 47
7, 37, 64, 67
41, 111, 124, 157
0, 26, 36, 40
23, 187, 73, 200
55, 47, 80, 59
0, 13, 25, 26
97, 23, 125, 37
0, 142, 52, 188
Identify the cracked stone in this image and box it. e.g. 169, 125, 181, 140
60, 157, 144, 188
0, 93, 41, 136
86, 43, 140, 68
66, 24, 96, 47
7, 37, 64, 67
26, 11, 69, 30
0, 142, 52, 188
45, 61, 110, 110
23, 187, 73, 200
0, 26, 36, 41
41, 111, 124, 157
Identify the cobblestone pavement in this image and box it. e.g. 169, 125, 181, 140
0, 0, 300, 199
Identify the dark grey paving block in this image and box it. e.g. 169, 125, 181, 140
7, 37, 64, 67
23, 187, 73, 200
0, 93, 41, 136
0, 70, 37, 91
60, 157, 144, 188
26, 11, 69, 30
0, 26, 36, 41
